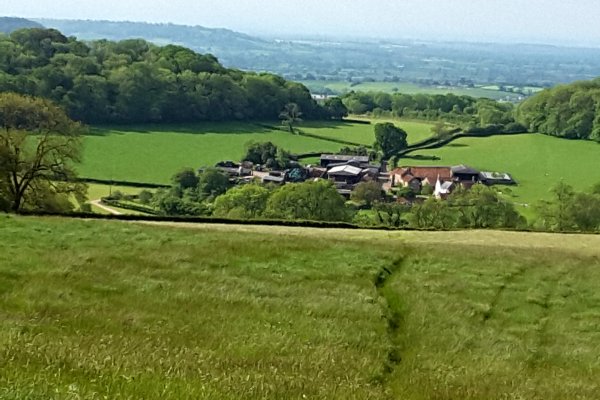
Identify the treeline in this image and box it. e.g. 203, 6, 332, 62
0, 28, 329, 124
340, 91, 526, 133
517, 78, 600, 141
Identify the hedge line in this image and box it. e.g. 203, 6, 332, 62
78, 178, 170, 189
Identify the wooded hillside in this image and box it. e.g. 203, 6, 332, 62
0, 28, 325, 124
518, 78, 600, 141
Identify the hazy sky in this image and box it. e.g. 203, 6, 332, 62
3, 0, 600, 45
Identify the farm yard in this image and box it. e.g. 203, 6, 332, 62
1, 215, 599, 399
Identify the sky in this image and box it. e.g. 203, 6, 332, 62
3, 0, 600, 45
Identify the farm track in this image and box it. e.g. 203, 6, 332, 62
374, 258, 406, 390
90, 199, 122, 215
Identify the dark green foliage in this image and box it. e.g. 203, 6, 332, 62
0, 28, 332, 124
323, 97, 349, 120
171, 168, 199, 191
518, 78, 600, 141
342, 91, 518, 131
265, 180, 351, 222
138, 190, 153, 205
374, 122, 408, 160
242, 141, 291, 169
351, 181, 384, 207
198, 168, 230, 199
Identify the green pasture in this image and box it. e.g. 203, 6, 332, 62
81, 123, 344, 184
404, 133, 600, 205
302, 80, 524, 100
301, 119, 434, 146
80, 120, 434, 184
1, 215, 600, 399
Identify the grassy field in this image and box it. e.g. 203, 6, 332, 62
80, 120, 434, 184
301, 119, 434, 146
302, 81, 524, 101
81, 122, 344, 184
404, 133, 600, 205
1, 215, 600, 399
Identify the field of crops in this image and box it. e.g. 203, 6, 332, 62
80, 120, 433, 184
1, 215, 600, 399
404, 133, 600, 204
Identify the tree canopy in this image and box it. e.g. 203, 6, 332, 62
517, 78, 600, 141
0, 28, 333, 124
373, 123, 408, 160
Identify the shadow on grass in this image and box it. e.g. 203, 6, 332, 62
84, 122, 279, 137
403, 154, 441, 161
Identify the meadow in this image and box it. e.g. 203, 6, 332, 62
405, 133, 600, 205
302, 81, 524, 101
80, 120, 433, 184
1, 215, 600, 399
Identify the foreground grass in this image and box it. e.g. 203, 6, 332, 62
0, 215, 393, 399
405, 133, 600, 204
1, 216, 600, 399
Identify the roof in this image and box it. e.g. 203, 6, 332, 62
480, 171, 513, 181
321, 154, 369, 163
393, 166, 453, 184
328, 165, 363, 176
452, 165, 480, 175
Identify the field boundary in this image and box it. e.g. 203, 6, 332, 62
12, 212, 600, 235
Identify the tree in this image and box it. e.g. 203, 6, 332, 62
279, 103, 303, 134
373, 122, 408, 160
351, 181, 383, 207
172, 168, 199, 191
448, 185, 524, 229
243, 141, 278, 165
198, 168, 230, 199
265, 180, 350, 222
0, 93, 85, 212
323, 97, 348, 120
213, 184, 271, 219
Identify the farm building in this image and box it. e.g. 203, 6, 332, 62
320, 154, 370, 168
480, 171, 516, 185
391, 166, 453, 192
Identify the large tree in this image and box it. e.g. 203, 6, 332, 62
373, 122, 408, 160
266, 180, 350, 222
0, 93, 85, 212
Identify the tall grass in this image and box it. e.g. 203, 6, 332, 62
1, 215, 600, 398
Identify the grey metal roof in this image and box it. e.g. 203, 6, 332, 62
321, 154, 369, 162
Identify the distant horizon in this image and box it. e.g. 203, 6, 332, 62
3, 15, 594, 50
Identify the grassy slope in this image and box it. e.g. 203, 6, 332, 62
80, 120, 434, 184
81, 123, 344, 184
404, 133, 600, 204
302, 119, 433, 146
2, 216, 600, 399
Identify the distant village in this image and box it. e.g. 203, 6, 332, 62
213, 154, 516, 201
